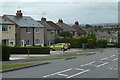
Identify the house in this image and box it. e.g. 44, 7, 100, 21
56, 19, 77, 38
3, 10, 44, 47
37, 17, 56, 46
72, 21, 87, 37
46, 20, 63, 39
0, 17, 15, 46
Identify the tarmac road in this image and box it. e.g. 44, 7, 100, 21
2, 48, 119, 78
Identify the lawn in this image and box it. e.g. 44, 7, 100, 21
0, 64, 35, 70
60, 53, 92, 57
22, 58, 65, 62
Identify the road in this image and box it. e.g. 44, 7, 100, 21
2, 48, 119, 78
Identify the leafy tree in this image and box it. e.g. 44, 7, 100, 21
58, 31, 73, 39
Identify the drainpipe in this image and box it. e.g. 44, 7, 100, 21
33, 27, 35, 46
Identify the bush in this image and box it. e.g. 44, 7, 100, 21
69, 38, 81, 48
1, 45, 11, 61
11, 46, 50, 54
107, 43, 118, 48
87, 39, 96, 49
97, 38, 107, 48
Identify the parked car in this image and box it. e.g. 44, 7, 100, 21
50, 43, 68, 51
58, 43, 71, 49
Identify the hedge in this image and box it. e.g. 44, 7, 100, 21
1, 45, 11, 61
97, 38, 107, 48
11, 46, 50, 54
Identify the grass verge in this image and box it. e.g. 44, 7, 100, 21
0, 64, 35, 70
60, 53, 92, 57
22, 58, 65, 62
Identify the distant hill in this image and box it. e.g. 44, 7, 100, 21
68, 23, 118, 26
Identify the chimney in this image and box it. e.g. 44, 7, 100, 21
41, 17, 46, 22
75, 21, 79, 25
58, 19, 63, 23
16, 10, 23, 17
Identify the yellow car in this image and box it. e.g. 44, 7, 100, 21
50, 43, 68, 51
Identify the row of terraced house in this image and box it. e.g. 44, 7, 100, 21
0, 10, 118, 47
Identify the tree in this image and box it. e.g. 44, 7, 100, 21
58, 31, 73, 39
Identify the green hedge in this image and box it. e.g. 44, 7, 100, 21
11, 46, 50, 54
97, 38, 107, 48
1, 45, 11, 61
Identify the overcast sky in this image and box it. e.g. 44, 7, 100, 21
0, 1, 118, 24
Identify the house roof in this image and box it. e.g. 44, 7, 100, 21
95, 31, 110, 38
56, 22, 77, 32
46, 21, 63, 30
3, 15, 44, 28
0, 17, 14, 25
72, 25, 86, 34
38, 21, 55, 30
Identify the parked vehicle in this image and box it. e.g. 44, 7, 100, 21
50, 43, 68, 51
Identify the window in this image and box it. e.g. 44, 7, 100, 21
26, 40, 30, 45
35, 39, 40, 44
2, 39, 9, 45
51, 30, 54, 34
26, 28, 31, 33
35, 28, 40, 33
72, 32, 75, 35
2, 25, 8, 32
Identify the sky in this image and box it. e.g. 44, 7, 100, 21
0, 0, 119, 24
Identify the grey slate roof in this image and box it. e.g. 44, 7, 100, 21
0, 17, 14, 25
56, 22, 77, 32
38, 21, 56, 30
95, 31, 110, 39
4, 15, 44, 28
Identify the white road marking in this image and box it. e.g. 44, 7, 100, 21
110, 55, 116, 58
43, 68, 72, 78
75, 68, 84, 71
112, 58, 118, 61
80, 61, 95, 67
100, 57, 108, 60
66, 69, 90, 78
96, 62, 108, 68
57, 74, 69, 77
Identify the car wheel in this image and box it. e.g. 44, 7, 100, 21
50, 48, 53, 51
61, 48, 65, 51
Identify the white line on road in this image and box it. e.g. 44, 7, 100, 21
43, 68, 72, 78
66, 69, 90, 78
100, 57, 108, 60
112, 58, 118, 61
110, 55, 116, 58
96, 62, 108, 68
80, 61, 95, 67
57, 74, 69, 77
75, 68, 84, 71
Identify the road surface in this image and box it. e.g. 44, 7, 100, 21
2, 48, 119, 78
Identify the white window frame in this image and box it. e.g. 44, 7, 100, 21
35, 28, 40, 33
35, 39, 40, 45
26, 28, 31, 33
2, 25, 8, 32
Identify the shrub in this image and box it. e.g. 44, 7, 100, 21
1, 45, 11, 61
11, 46, 50, 54
97, 38, 107, 48
87, 39, 96, 49
69, 38, 81, 48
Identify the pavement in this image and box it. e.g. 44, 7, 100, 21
2, 48, 119, 78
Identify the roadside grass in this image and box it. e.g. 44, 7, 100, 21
22, 58, 65, 62
60, 53, 93, 57
0, 64, 35, 70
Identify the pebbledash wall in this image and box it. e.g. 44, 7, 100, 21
0, 24, 16, 46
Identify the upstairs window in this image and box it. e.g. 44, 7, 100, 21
35, 28, 40, 33
2, 25, 8, 32
26, 28, 31, 33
